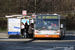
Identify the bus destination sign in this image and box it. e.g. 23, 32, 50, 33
37, 15, 59, 19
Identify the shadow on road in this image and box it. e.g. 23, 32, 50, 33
63, 31, 75, 40
23, 39, 35, 43
33, 38, 61, 40
63, 36, 75, 40
8, 35, 23, 39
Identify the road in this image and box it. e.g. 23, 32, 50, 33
0, 31, 75, 50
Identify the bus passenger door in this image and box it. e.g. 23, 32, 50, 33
29, 19, 34, 38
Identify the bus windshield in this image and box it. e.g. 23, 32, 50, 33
36, 19, 59, 30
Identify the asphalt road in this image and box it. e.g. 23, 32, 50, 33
0, 31, 75, 50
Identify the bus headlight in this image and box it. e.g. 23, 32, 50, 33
36, 31, 38, 33
57, 31, 59, 33
56, 31, 59, 34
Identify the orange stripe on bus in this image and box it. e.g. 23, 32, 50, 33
34, 35, 60, 38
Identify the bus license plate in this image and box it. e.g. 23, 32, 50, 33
45, 35, 49, 37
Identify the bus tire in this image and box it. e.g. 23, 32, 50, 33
63, 30, 65, 38
63, 33, 65, 38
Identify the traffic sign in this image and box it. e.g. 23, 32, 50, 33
32, 13, 35, 17
22, 10, 27, 15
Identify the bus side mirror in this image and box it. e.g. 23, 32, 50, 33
60, 24, 63, 28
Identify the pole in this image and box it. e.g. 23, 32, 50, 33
35, 0, 36, 14
26, 0, 27, 9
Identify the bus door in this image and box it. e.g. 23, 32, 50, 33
29, 19, 34, 38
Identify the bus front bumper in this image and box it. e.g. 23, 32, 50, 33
34, 35, 60, 38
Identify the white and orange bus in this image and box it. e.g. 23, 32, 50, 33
34, 14, 66, 39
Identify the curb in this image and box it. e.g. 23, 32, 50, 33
0, 39, 34, 42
